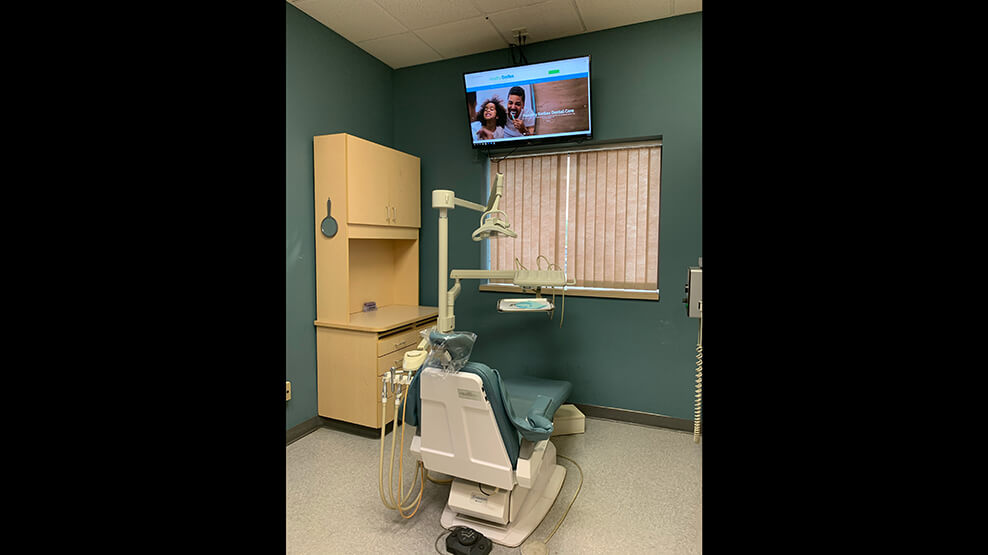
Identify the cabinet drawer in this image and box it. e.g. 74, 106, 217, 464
377, 324, 429, 357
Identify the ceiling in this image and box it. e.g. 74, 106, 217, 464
288, 0, 702, 69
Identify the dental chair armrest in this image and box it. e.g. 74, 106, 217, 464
515, 439, 549, 489
523, 395, 555, 439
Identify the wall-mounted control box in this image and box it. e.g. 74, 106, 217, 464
685, 258, 702, 319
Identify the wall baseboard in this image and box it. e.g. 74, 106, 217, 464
286, 416, 396, 445
287, 404, 695, 445
285, 416, 324, 445
317, 416, 394, 438
572, 403, 696, 433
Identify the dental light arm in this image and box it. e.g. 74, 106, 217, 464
433, 174, 510, 332
433, 174, 570, 333
451, 197, 487, 212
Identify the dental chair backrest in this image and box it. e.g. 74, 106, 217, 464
417, 364, 517, 490
406, 370, 571, 490
403, 330, 572, 490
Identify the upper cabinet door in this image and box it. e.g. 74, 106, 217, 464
390, 153, 420, 228
346, 135, 393, 226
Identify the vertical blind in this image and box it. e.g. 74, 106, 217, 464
487, 144, 660, 291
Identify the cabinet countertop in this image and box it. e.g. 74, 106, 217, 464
314, 304, 438, 333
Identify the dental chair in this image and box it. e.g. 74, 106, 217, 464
388, 174, 573, 546
403, 331, 572, 548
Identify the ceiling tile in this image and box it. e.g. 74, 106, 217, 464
467, 0, 546, 14
292, 0, 407, 43
357, 32, 443, 69
672, 0, 703, 15
414, 16, 507, 59
374, 0, 482, 31
487, 0, 586, 44
575, 0, 673, 32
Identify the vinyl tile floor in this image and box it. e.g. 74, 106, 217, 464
286, 417, 701, 554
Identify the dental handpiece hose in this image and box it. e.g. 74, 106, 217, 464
378, 369, 426, 518
382, 370, 412, 512
379, 371, 417, 510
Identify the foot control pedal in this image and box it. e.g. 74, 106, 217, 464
446, 526, 492, 554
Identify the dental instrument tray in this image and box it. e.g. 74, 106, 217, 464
512, 269, 566, 287
497, 298, 554, 312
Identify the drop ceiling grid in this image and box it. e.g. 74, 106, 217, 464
359, 0, 588, 67
289, 0, 701, 69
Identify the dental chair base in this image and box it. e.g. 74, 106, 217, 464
439, 444, 566, 547
408, 365, 571, 548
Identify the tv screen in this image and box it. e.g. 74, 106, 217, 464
464, 55, 591, 149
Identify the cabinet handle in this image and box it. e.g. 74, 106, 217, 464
385, 205, 390, 223
393, 206, 397, 222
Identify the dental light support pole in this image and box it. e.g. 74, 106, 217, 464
433, 174, 514, 333
436, 201, 454, 333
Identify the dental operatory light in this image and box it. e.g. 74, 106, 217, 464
432, 173, 573, 332
471, 175, 517, 241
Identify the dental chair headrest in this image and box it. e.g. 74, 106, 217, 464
427, 330, 478, 372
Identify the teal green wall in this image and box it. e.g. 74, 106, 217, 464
286, 3, 394, 429
286, 5, 701, 429
394, 14, 701, 419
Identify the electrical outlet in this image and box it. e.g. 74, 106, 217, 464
286, 381, 292, 401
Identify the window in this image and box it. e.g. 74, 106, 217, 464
481, 140, 661, 300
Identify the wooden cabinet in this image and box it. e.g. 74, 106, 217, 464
312, 133, 436, 429
313, 133, 427, 324
345, 134, 421, 228
316, 311, 436, 428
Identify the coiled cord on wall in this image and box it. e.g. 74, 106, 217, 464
693, 307, 702, 444
693, 342, 702, 443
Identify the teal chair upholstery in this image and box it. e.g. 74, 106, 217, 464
404, 361, 571, 469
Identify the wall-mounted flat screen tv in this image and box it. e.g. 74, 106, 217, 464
464, 55, 591, 149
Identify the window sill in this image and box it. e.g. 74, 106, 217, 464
478, 283, 659, 301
